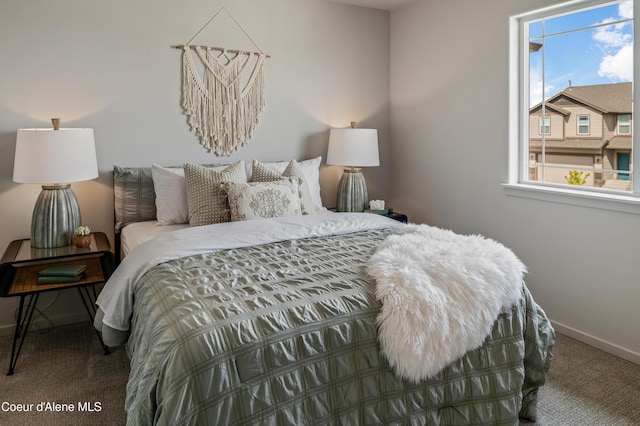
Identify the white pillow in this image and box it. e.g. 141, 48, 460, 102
151, 164, 189, 225
255, 157, 323, 211
221, 179, 302, 222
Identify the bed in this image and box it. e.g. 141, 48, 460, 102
95, 160, 555, 425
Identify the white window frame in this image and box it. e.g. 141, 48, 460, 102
618, 114, 631, 134
506, 0, 640, 215
577, 115, 590, 135
540, 115, 551, 135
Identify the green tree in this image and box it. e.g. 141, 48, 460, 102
565, 170, 590, 186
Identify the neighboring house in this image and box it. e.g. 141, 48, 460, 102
529, 82, 633, 191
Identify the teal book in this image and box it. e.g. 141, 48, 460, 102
38, 264, 87, 278
37, 274, 84, 284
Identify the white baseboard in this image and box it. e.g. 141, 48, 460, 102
551, 320, 640, 365
0, 310, 89, 337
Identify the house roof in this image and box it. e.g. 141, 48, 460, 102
606, 136, 632, 150
529, 102, 570, 115
529, 139, 609, 150
529, 82, 632, 114
558, 82, 632, 113
530, 136, 632, 152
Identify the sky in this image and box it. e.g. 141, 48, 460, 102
529, 0, 633, 105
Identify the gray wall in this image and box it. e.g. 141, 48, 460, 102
0, 0, 390, 333
2, 0, 637, 365
390, 0, 639, 363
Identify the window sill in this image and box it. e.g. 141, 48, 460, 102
502, 183, 640, 215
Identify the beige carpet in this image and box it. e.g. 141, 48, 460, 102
0, 322, 128, 426
521, 333, 640, 426
1, 321, 639, 425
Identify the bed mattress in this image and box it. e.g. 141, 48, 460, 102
120, 221, 188, 257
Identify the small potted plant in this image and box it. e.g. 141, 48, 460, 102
73, 226, 92, 248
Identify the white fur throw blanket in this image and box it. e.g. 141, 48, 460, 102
366, 224, 526, 382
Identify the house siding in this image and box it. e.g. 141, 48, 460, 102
528, 84, 632, 188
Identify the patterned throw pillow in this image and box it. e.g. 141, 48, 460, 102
220, 179, 303, 222
184, 161, 247, 226
250, 157, 323, 211
251, 160, 315, 214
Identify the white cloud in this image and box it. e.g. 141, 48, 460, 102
619, 0, 633, 19
592, 1, 633, 82
529, 66, 555, 107
598, 44, 633, 81
593, 21, 632, 47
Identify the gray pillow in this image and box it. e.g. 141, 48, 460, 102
113, 166, 156, 233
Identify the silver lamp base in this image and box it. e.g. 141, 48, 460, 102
336, 168, 368, 212
31, 184, 81, 248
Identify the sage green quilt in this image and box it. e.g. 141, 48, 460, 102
124, 228, 554, 425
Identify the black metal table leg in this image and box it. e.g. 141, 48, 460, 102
77, 286, 110, 355
7, 293, 40, 375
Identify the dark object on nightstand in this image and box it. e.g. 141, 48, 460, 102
386, 212, 408, 223
361, 207, 408, 224
0, 232, 115, 375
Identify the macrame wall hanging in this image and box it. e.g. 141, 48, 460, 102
172, 7, 270, 156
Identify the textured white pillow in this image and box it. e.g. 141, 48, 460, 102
221, 179, 302, 222
184, 161, 248, 226
151, 164, 189, 225
252, 157, 323, 211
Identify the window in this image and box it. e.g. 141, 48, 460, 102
540, 115, 551, 134
618, 114, 631, 134
577, 115, 590, 134
508, 0, 639, 212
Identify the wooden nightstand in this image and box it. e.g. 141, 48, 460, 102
0, 232, 115, 375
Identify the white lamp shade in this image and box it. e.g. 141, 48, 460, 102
327, 128, 380, 167
13, 128, 98, 184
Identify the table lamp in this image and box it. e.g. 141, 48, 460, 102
13, 119, 98, 248
327, 122, 379, 212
